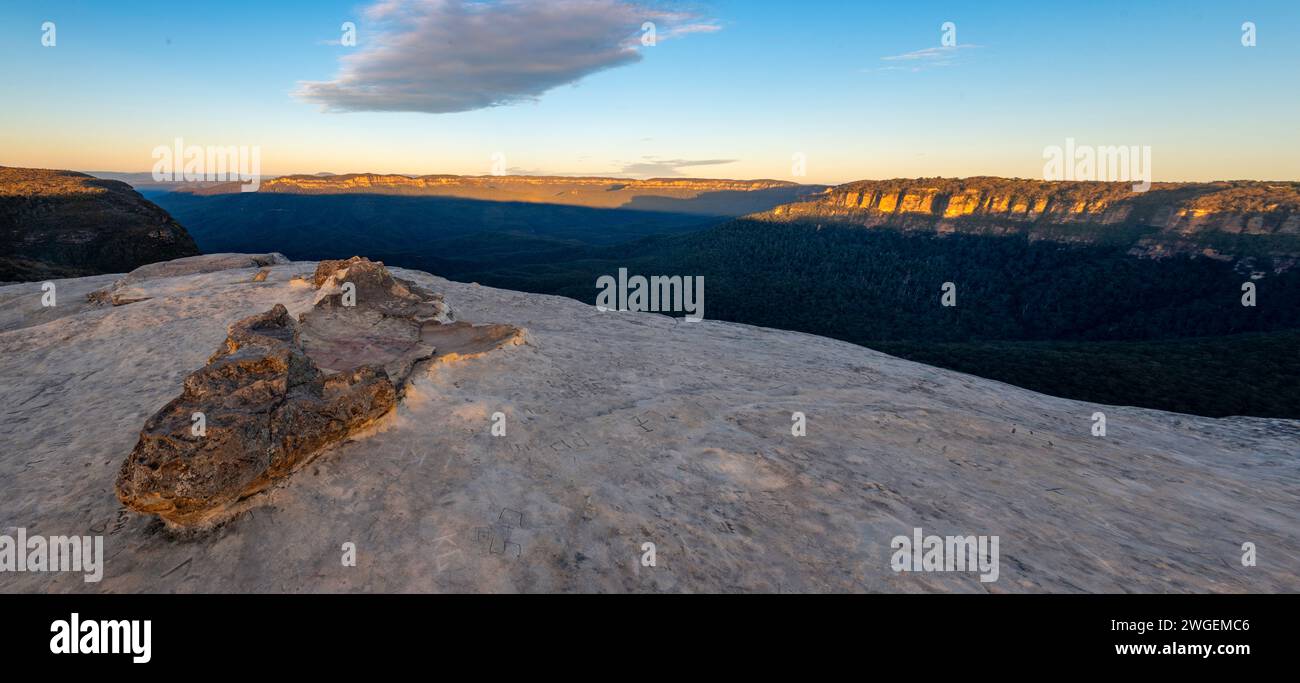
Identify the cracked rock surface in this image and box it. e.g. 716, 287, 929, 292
113, 257, 519, 527
114, 303, 398, 527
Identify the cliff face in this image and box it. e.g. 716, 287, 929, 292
183, 173, 822, 216
0, 167, 200, 281
247, 174, 802, 194
754, 178, 1300, 265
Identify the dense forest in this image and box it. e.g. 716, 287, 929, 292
872, 333, 1299, 419
435, 221, 1300, 418
471, 221, 1300, 342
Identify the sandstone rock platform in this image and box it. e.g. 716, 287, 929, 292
0, 255, 1295, 592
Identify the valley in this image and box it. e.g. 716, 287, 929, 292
133, 174, 1300, 419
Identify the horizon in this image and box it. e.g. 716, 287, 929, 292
2, 0, 1298, 184
71, 166, 1300, 184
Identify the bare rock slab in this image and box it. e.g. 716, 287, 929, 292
299, 256, 449, 384
1, 254, 1295, 592
87, 252, 291, 306
300, 257, 522, 378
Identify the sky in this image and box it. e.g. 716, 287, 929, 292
1, 0, 1298, 185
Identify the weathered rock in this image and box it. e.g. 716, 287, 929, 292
115, 304, 396, 526
309, 256, 450, 318
87, 252, 290, 306
86, 288, 149, 307
115, 252, 290, 285
299, 256, 454, 385
421, 321, 526, 362
115, 256, 521, 527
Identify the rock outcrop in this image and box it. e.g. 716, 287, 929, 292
115, 256, 521, 527
114, 252, 289, 285
754, 178, 1300, 265
114, 304, 396, 526
88, 253, 289, 306
300, 256, 452, 386
0, 166, 200, 281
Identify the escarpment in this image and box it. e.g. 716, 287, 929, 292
209, 173, 804, 195
0, 166, 200, 281
754, 178, 1300, 265
177, 173, 822, 216
114, 257, 522, 527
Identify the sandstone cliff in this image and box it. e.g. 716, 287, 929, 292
753, 177, 1300, 265
0, 167, 200, 281
251, 174, 802, 194
182, 173, 822, 216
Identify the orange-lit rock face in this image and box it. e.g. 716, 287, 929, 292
256, 174, 801, 194
750, 178, 1300, 261
897, 190, 936, 213
212, 173, 803, 200
944, 191, 982, 217
876, 191, 899, 213
181, 173, 823, 217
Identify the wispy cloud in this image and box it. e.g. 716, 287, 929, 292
615, 157, 737, 177
867, 44, 982, 73
296, 0, 719, 114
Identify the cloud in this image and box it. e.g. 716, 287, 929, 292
617, 156, 737, 177
296, 0, 719, 114
867, 44, 981, 73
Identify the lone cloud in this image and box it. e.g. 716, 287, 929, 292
296, 0, 719, 114
617, 156, 738, 177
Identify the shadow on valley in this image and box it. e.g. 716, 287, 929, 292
149, 191, 726, 253
151, 190, 1300, 419
610, 186, 818, 214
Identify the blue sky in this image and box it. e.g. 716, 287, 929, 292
1, 0, 1297, 184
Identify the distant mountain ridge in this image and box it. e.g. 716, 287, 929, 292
0, 166, 199, 281
139, 171, 1300, 264
176, 172, 821, 216
752, 177, 1300, 266
244, 173, 803, 193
